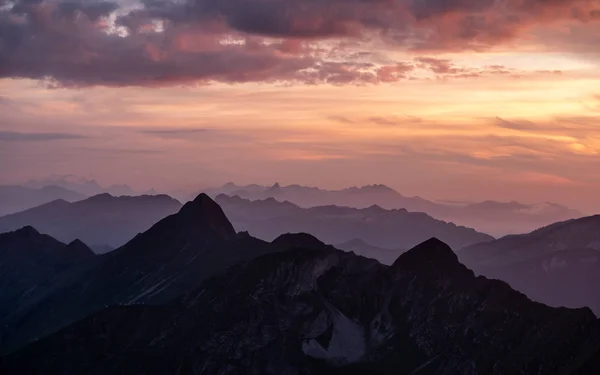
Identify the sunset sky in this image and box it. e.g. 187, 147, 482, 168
1, 0, 600, 211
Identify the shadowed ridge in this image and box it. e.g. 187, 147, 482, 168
10, 225, 40, 237
0, 226, 63, 252
64, 239, 95, 258
271, 232, 330, 251
85, 193, 114, 201
392, 237, 460, 271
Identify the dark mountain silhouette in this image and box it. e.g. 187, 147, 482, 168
0, 194, 333, 352
0, 185, 85, 216
205, 182, 582, 236
0, 227, 95, 343
214, 194, 493, 250
460, 215, 600, 315
2, 238, 599, 374
0, 193, 182, 251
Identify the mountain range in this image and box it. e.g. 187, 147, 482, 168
214, 194, 493, 250
459, 215, 600, 315
0, 194, 336, 352
0, 194, 182, 251
205, 182, 582, 236
23, 176, 147, 197
1, 193, 600, 373
2, 232, 600, 373
0, 185, 85, 216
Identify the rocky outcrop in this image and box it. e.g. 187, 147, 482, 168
3, 238, 599, 374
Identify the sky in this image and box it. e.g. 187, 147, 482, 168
1, 0, 600, 211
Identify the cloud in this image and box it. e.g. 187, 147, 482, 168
494, 116, 600, 139
141, 128, 210, 136
328, 115, 357, 124
0, 130, 86, 141
1, 0, 598, 86
495, 117, 539, 131
69, 146, 162, 154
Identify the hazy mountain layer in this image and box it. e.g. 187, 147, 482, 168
460, 215, 600, 315
206, 182, 582, 236
0, 185, 85, 217
0, 194, 182, 251
215, 194, 493, 250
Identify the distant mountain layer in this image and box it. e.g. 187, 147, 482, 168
335, 238, 406, 265
205, 182, 582, 236
460, 215, 600, 315
0, 194, 182, 250
0, 185, 85, 216
214, 194, 493, 250
24, 177, 141, 197
2, 238, 600, 374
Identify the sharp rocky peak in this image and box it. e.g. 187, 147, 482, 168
64, 239, 95, 258
177, 193, 237, 240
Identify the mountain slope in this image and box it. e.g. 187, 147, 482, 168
215, 194, 493, 250
2, 238, 598, 374
460, 214, 600, 266
0, 194, 332, 352
0, 193, 182, 250
459, 215, 600, 315
206, 182, 582, 236
0, 185, 85, 216
0, 227, 95, 343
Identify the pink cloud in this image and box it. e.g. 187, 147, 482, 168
1, 0, 598, 86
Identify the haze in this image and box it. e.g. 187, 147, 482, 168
2, 0, 600, 212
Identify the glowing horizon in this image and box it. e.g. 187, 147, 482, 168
2, 0, 600, 211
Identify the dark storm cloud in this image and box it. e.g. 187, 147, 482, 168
1, 0, 598, 86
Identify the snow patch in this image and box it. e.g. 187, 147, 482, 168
302, 309, 365, 365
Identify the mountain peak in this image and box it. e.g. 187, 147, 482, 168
64, 239, 95, 258
178, 193, 237, 240
363, 184, 394, 191
271, 232, 328, 251
13, 225, 40, 237
192, 192, 215, 204
392, 237, 459, 271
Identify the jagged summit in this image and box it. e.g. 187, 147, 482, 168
177, 193, 236, 240
362, 184, 396, 192
64, 239, 95, 258
392, 237, 460, 270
